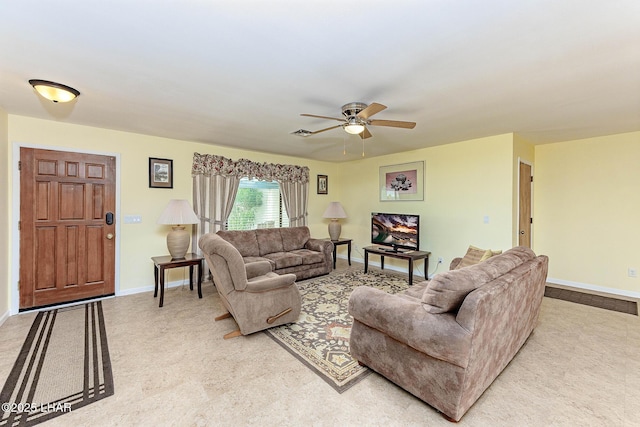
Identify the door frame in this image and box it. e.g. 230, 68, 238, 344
11, 142, 122, 315
516, 157, 534, 248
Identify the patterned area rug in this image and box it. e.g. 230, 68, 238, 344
264, 270, 409, 393
0, 301, 113, 426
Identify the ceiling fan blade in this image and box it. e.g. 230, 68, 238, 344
301, 113, 345, 122
368, 119, 416, 129
357, 102, 387, 119
310, 124, 342, 135
360, 127, 373, 139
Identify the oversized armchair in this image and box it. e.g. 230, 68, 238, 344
199, 233, 301, 339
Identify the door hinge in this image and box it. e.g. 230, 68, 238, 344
18, 161, 21, 171
530, 217, 533, 224
18, 221, 21, 230
530, 175, 533, 182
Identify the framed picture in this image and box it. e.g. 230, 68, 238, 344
379, 161, 424, 201
149, 157, 173, 188
317, 174, 328, 195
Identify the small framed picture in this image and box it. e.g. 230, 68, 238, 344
149, 157, 173, 188
317, 174, 328, 194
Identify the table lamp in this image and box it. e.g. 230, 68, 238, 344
322, 202, 347, 241
157, 199, 199, 259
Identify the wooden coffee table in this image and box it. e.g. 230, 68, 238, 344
363, 246, 431, 286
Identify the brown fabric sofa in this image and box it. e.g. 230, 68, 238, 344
216, 226, 333, 280
348, 246, 549, 422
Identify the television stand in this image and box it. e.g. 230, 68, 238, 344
363, 246, 431, 286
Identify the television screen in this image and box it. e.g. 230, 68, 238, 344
371, 212, 420, 251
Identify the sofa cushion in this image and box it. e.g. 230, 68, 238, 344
455, 245, 492, 269
256, 228, 285, 255
290, 248, 325, 265
217, 230, 260, 257
422, 246, 536, 314
281, 226, 310, 252
243, 256, 275, 270
263, 252, 303, 269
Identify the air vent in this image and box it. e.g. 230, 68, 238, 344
291, 129, 313, 137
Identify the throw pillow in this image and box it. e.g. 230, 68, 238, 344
455, 245, 492, 269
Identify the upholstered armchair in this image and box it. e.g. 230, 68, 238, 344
199, 233, 301, 339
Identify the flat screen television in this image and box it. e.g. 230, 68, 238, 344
371, 212, 420, 251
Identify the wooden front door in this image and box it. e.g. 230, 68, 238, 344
19, 148, 116, 310
518, 161, 532, 247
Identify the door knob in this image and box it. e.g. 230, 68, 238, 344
520, 230, 525, 235
106, 233, 114, 240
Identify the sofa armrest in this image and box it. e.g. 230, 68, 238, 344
348, 286, 472, 368
305, 238, 333, 254
245, 272, 297, 292
245, 261, 273, 279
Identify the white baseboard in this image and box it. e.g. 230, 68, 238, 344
117, 279, 194, 297
547, 277, 640, 300
0, 309, 10, 327
340, 254, 639, 299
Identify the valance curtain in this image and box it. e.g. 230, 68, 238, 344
191, 152, 310, 258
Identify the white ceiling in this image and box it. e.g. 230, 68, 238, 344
1, 0, 639, 162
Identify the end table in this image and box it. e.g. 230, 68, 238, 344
326, 238, 352, 269
151, 253, 204, 307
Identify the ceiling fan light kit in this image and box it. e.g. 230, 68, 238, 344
297, 101, 416, 140
29, 79, 80, 103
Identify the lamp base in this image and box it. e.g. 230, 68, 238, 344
167, 226, 190, 259
328, 220, 341, 241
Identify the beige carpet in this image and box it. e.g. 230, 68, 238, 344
264, 270, 409, 393
0, 301, 113, 426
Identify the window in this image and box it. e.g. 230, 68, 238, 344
227, 179, 289, 230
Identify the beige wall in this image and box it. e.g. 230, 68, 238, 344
3, 113, 638, 319
336, 133, 515, 276
5, 115, 337, 313
0, 109, 9, 320
534, 131, 640, 296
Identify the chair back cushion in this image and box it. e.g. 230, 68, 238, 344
199, 233, 249, 291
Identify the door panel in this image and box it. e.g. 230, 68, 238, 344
518, 162, 532, 247
20, 148, 116, 309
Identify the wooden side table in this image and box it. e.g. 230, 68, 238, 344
151, 253, 204, 307
326, 238, 352, 269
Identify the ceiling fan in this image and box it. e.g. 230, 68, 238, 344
293, 102, 416, 139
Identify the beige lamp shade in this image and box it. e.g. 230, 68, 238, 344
157, 199, 199, 258
322, 202, 347, 241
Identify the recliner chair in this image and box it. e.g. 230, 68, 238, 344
199, 233, 301, 339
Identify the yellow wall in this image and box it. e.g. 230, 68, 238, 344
4, 113, 638, 317
336, 134, 515, 276
0, 109, 9, 319
534, 131, 640, 295
6, 115, 337, 311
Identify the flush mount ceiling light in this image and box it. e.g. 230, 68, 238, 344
29, 79, 80, 103
343, 118, 365, 135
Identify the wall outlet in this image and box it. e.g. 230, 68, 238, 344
629, 268, 638, 278
438, 257, 444, 264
